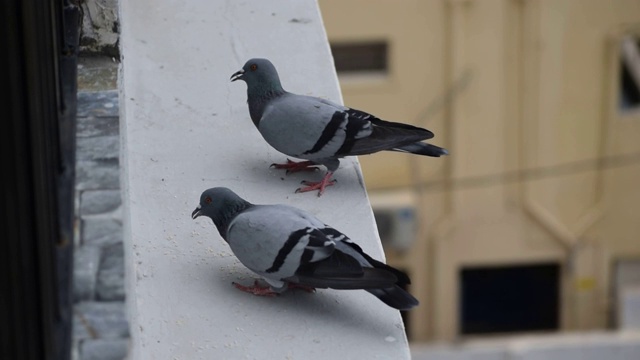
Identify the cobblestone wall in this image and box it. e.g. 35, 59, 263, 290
73, 90, 129, 360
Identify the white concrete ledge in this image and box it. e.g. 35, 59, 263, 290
119, 0, 410, 358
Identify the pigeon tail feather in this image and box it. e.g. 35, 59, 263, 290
391, 142, 449, 157
360, 254, 412, 286
343, 124, 434, 156
366, 286, 419, 310
289, 267, 399, 290
340, 241, 413, 286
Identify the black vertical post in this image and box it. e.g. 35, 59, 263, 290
0, 1, 80, 359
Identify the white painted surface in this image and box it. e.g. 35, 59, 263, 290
119, 0, 410, 359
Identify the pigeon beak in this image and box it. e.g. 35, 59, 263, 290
230, 69, 245, 82
191, 205, 202, 219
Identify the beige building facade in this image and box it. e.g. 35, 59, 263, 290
319, 0, 640, 342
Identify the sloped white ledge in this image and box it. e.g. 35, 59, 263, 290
119, 0, 410, 358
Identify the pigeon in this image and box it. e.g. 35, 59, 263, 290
231, 58, 448, 196
192, 187, 419, 310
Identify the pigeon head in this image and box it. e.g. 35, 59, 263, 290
230, 58, 284, 95
192, 187, 252, 239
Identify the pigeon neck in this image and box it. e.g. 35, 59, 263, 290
212, 200, 253, 241
247, 84, 286, 126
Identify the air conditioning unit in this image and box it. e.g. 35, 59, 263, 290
614, 259, 640, 330
619, 286, 640, 330
372, 206, 417, 252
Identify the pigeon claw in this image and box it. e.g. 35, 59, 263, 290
232, 280, 278, 297
270, 159, 319, 173
295, 172, 336, 197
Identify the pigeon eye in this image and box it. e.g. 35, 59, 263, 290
250, 64, 258, 71
205, 196, 212, 204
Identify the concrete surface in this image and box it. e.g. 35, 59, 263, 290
119, 0, 410, 359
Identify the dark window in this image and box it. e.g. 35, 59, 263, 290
620, 36, 640, 112
330, 41, 388, 74
460, 263, 560, 335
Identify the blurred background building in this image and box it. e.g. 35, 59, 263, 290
319, 0, 640, 343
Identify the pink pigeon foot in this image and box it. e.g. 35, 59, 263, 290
295, 171, 336, 197
232, 280, 278, 297
270, 158, 320, 174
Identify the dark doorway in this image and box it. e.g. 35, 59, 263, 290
460, 262, 560, 335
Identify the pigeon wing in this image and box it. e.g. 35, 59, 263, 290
226, 205, 335, 280
258, 94, 372, 161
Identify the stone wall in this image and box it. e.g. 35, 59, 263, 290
79, 0, 119, 56
73, 87, 129, 360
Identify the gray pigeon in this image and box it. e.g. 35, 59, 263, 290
231, 58, 448, 196
192, 187, 419, 310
